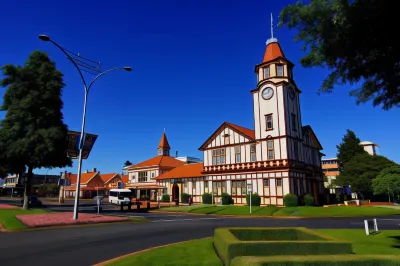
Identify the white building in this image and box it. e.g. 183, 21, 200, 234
156, 35, 325, 206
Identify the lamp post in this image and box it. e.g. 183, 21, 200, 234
39, 34, 132, 220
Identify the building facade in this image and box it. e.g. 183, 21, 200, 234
156, 35, 325, 206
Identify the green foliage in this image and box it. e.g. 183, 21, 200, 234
304, 194, 315, 206
336, 129, 367, 170
279, 0, 400, 110
0, 51, 72, 209
246, 193, 261, 206
335, 153, 396, 197
221, 192, 234, 205
372, 165, 400, 197
214, 227, 352, 266
123, 160, 132, 167
140, 195, 150, 200
202, 192, 215, 204
181, 193, 191, 203
161, 194, 170, 202
231, 255, 400, 266
283, 193, 298, 207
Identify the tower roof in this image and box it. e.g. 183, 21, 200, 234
158, 132, 170, 149
262, 41, 285, 63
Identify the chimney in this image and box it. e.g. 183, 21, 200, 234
92, 168, 97, 172
85, 170, 89, 173
176, 151, 178, 158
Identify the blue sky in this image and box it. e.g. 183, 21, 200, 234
1, 0, 399, 176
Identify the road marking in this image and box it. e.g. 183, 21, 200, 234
380, 219, 400, 221
152, 218, 219, 222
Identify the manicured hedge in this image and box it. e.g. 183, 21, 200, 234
304, 194, 315, 206
283, 193, 299, 207
221, 193, 234, 205
230, 255, 400, 266
214, 227, 353, 266
246, 193, 261, 206
161, 194, 170, 202
181, 193, 190, 203
202, 193, 215, 204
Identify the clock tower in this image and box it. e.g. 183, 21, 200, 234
251, 15, 303, 163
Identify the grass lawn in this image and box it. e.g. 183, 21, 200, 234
0, 208, 49, 230
158, 205, 399, 217
107, 237, 222, 266
106, 229, 400, 266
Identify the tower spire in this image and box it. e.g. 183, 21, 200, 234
266, 13, 278, 45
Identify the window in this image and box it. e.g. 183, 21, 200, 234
212, 181, 227, 195
212, 148, 226, 165
276, 178, 282, 187
291, 113, 297, 131
231, 180, 247, 196
277, 65, 284, 77
151, 172, 155, 178
263, 179, 269, 187
224, 135, 230, 145
267, 140, 274, 160
192, 181, 196, 194
265, 114, 273, 130
263, 67, 270, 79
204, 181, 209, 192
138, 172, 148, 182
263, 179, 269, 196
294, 141, 299, 160
250, 144, 256, 162
235, 146, 241, 163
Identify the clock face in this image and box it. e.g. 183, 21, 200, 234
262, 87, 274, 100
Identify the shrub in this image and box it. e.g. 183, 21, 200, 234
181, 193, 191, 203
231, 255, 400, 266
214, 227, 352, 266
246, 193, 261, 206
283, 193, 298, 207
221, 193, 234, 205
161, 194, 170, 202
304, 194, 315, 206
140, 195, 150, 200
202, 192, 215, 204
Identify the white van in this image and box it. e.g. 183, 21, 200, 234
109, 189, 132, 205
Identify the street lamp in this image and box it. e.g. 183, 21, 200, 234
39, 34, 132, 220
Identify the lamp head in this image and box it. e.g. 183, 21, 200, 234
38, 34, 51, 42
123, 66, 132, 72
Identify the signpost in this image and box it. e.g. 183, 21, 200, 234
247, 183, 253, 214
117, 182, 125, 189
66, 130, 98, 160
364, 218, 379, 235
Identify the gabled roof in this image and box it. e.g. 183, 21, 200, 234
158, 132, 170, 149
302, 125, 323, 150
121, 175, 129, 183
155, 163, 204, 180
67, 172, 99, 185
127, 155, 185, 170
100, 173, 120, 184
199, 122, 255, 151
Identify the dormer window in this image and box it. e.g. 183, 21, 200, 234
277, 65, 284, 77
263, 67, 270, 79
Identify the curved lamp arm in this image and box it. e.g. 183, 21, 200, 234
46, 39, 89, 91
87, 67, 127, 93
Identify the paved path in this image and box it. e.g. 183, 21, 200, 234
1, 212, 400, 266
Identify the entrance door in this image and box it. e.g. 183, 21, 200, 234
172, 184, 179, 202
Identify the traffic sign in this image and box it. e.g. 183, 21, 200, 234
247, 183, 252, 192
118, 182, 125, 189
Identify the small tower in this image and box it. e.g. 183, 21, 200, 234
157, 131, 171, 156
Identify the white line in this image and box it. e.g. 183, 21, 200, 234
152, 218, 219, 222
380, 219, 400, 221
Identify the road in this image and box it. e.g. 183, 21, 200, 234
1, 205, 400, 266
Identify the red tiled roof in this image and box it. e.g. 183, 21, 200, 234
225, 122, 255, 139
158, 132, 170, 149
263, 42, 285, 63
66, 172, 98, 185
100, 173, 119, 183
156, 163, 204, 180
127, 155, 185, 169
121, 175, 129, 183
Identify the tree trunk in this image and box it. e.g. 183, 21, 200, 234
22, 167, 33, 210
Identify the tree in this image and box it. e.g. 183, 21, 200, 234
335, 153, 396, 199
336, 129, 367, 171
123, 160, 133, 167
372, 165, 400, 201
0, 50, 72, 209
279, 0, 400, 110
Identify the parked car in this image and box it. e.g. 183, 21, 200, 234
20, 195, 43, 207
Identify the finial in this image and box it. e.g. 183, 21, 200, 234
163, 128, 166, 133
266, 13, 278, 45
